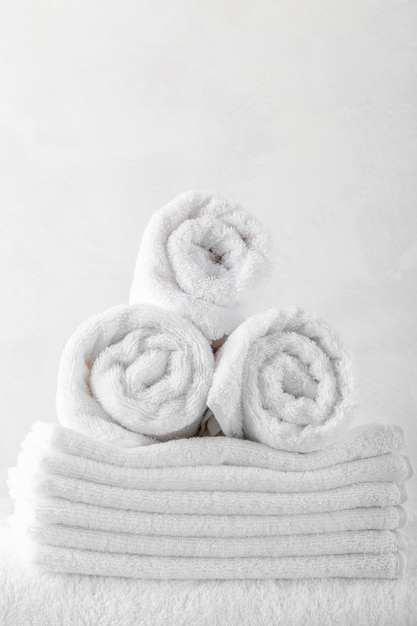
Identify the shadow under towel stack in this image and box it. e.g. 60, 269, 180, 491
7, 191, 413, 580
9, 420, 411, 579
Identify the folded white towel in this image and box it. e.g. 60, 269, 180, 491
25, 421, 406, 472
208, 306, 354, 452
21, 450, 412, 494
9, 419, 411, 581
56, 304, 214, 442
13, 422, 411, 495
10, 420, 410, 516
129, 191, 269, 341
9, 418, 410, 579
26, 524, 404, 558
11, 471, 407, 515
27, 498, 409, 537
28, 544, 405, 578
2, 533, 416, 624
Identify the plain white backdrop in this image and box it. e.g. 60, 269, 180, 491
0, 1, 416, 508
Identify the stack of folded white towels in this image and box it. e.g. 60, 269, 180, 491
9, 191, 413, 579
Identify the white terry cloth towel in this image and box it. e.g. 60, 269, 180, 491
207, 306, 354, 452
56, 304, 214, 443
25, 524, 405, 559
1, 534, 416, 626
26, 544, 405, 579
24, 421, 407, 473
128, 191, 270, 341
25, 498, 410, 537
9, 470, 408, 516
17, 449, 412, 494
11, 423, 412, 493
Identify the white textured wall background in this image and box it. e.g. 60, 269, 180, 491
0, 1, 416, 507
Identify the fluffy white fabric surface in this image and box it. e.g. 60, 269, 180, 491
8, 421, 411, 578
129, 191, 270, 341
9, 423, 410, 517
25, 544, 405, 579
56, 304, 214, 442
26, 525, 404, 559
24, 421, 407, 472
10, 429, 409, 561
1, 523, 416, 626
15, 446, 412, 494
23, 499, 410, 537
11, 472, 408, 515
208, 306, 354, 452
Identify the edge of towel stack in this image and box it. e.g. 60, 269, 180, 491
8, 421, 413, 579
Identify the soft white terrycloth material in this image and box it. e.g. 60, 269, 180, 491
9, 422, 411, 579
9, 421, 410, 516
26, 524, 405, 558
208, 306, 354, 452
10, 472, 408, 515
2, 523, 416, 626
24, 499, 409, 537
56, 304, 214, 442
129, 191, 269, 341
17, 449, 413, 494
24, 421, 407, 472
13, 424, 411, 493
25, 544, 405, 579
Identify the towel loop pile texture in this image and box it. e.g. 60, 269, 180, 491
129, 191, 270, 341
208, 306, 354, 452
56, 303, 214, 442
8, 421, 412, 579
8, 191, 413, 582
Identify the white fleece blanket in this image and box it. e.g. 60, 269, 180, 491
56, 304, 214, 442
128, 191, 269, 341
208, 306, 354, 452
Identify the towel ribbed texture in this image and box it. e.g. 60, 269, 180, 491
9, 422, 412, 579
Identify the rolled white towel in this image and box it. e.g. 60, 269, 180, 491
56, 304, 214, 442
208, 306, 354, 452
129, 191, 269, 341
